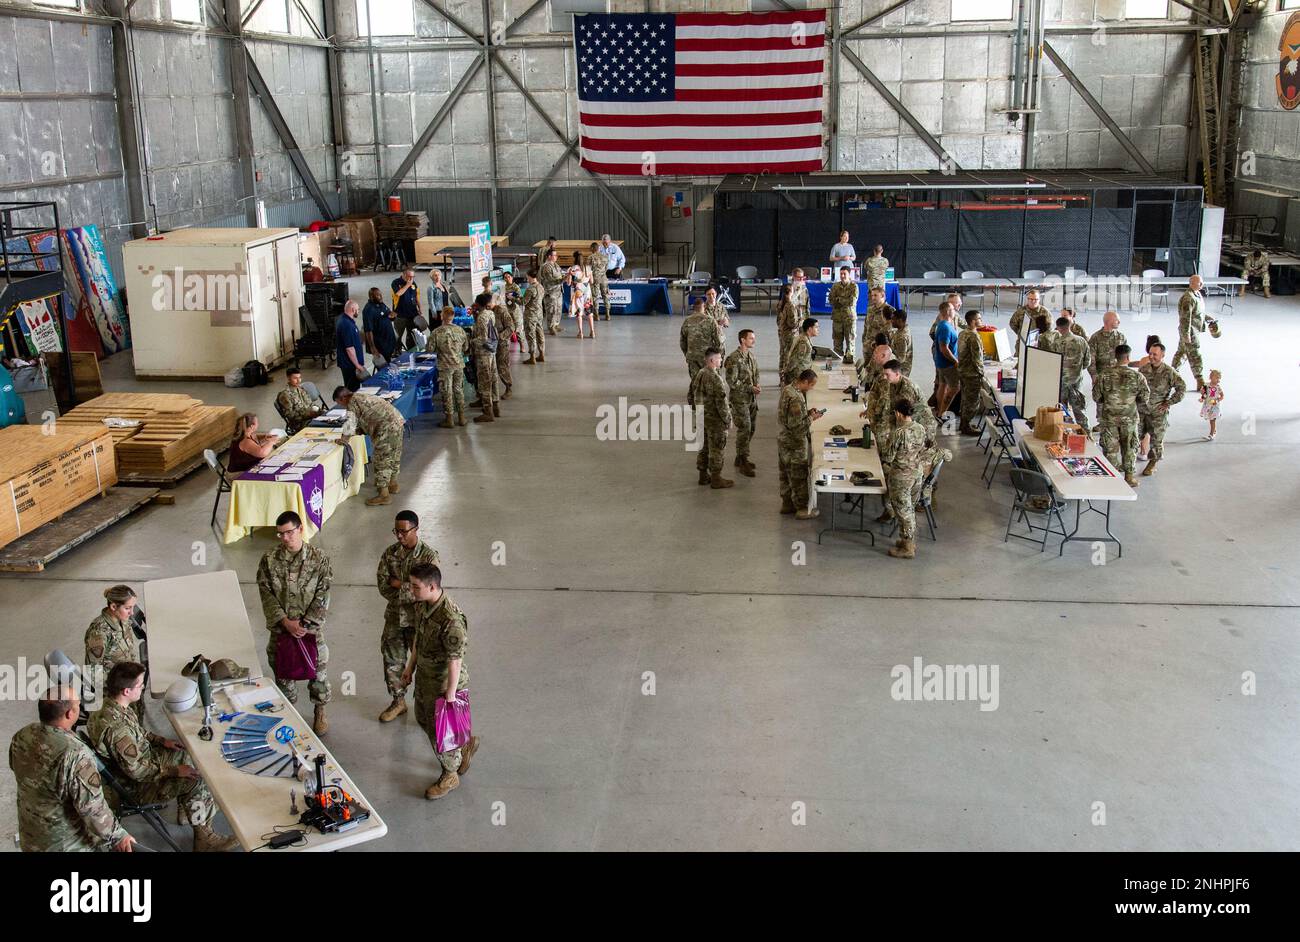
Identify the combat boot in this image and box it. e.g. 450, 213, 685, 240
795, 508, 819, 519
735, 456, 755, 477
1141, 459, 1159, 477
474, 407, 495, 423
780, 497, 796, 514
455, 410, 467, 427
698, 468, 710, 485
388, 476, 399, 494
1124, 473, 1140, 488
366, 486, 391, 506
469, 398, 484, 409
438, 418, 454, 428
313, 704, 329, 735
537, 353, 546, 362
492, 402, 501, 417
888, 539, 915, 559
959, 422, 979, 437
425, 770, 460, 800
874, 509, 893, 523
502, 385, 512, 399
524, 355, 536, 365
709, 472, 735, 489
457, 735, 481, 775
193, 824, 239, 852
1264, 287, 1271, 299
378, 696, 407, 722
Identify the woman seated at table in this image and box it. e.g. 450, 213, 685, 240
226, 413, 281, 475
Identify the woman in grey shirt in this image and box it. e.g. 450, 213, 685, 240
829, 230, 856, 273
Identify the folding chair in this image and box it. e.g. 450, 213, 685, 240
1004, 468, 1069, 552
1141, 269, 1169, 313
203, 449, 234, 532
885, 457, 945, 542
78, 730, 184, 852
981, 411, 1019, 488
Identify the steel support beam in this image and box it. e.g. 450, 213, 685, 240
289, 0, 326, 40
502, 139, 579, 238
322, 0, 349, 210
1042, 41, 1156, 176
245, 52, 336, 218
379, 57, 486, 203
224, 0, 259, 225
96, 2, 151, 235
841, 45, 955, 169
504, 0, 549, 38
415, 0, 483, 43
482, 0, 499, 229
842, 0, 913, 38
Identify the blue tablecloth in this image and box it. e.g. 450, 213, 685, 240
361, 353, 440, 418
564, 280, 673, 315
805, 281, 901, 314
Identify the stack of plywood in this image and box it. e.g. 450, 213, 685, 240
0, 426, 117, 550
59, 394, 237, 476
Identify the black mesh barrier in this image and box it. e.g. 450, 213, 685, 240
1172, 202, 1202, 248
956, 251, 1022, 279
1169, 249, 1199, 277
715, 209, 777, 277
1020, 253, 1087, 276
958, 209, 1025, 252
1025, 207, 1090, 251
906, 208, 958, 249
905, 250, 957, 278
845, 209, 906, 265
1090, 207, 1132, 249
1087, 250, 1133, 276
1133, 203, 1173, 248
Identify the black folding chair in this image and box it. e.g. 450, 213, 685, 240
1004, 468, 1069, 552
77, 731, 183, 852
203, 448, 234, 531
885, 458, 945, 542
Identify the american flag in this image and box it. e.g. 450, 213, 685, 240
574, 10, 827, 176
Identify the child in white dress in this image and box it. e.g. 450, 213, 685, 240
1199, 369, 1224, 441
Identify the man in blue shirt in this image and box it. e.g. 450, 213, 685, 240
362, 287, 398, 366
335, 300, 367, 392
391, 269, 422, 352
600, 234, 625, 277
931, 301, 960, 419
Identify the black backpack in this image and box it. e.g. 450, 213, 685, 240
242, 360, 269, 387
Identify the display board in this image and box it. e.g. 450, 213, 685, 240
1017, 344, 1064, 418
468, 220, 493, 289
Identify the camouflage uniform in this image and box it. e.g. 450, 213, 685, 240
956, 325, 985, 428
828, 279, 859, 361
864, 256, 889, 291
503, 281, 525, 336
789, 281, 810, 322
776, 299, 798, 372
588, 251, 611, 318
724, 346, 759, 465
888, 323, 913, 376
1174, 289, 1206, 384
1087, 327, 1127, 385
1066, 320, 1088, 341
777, 383, 812, 510
1009, 303, 1046, 340
342, 393, 405, 489
1036, 329, 1060, 353
257, 542, 333, 705
9, 722, 128, 852
492, 307, 513, 393
522, 282, 545, 360
783, 332, 813, 385
881, 419, 927, 540
276, 386, 318, 435
429, 322, 468, 422
86, 698, 214, 826
539, 260, 565, 333
688, 363, 732, 476
1243, 251, 1270, 294
1057, 331, 1092, 433
1093, 365, 1150, 478
471, 308, 500, 406
85, 611, 142, 721
412, 592, 469, 775
1138, 361, 1186, 461
867, 373, 924, 445
377, 540, 440, 699
680, 312, 724, 384
863, 302, 897, 351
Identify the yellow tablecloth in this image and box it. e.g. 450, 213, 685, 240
222, 428, 367, 544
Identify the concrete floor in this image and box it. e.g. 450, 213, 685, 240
2, 277, 1298, 851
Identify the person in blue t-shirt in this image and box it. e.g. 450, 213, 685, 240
363, 287, 398, 366
335, 300, 367, 392
931, 301, 960, 418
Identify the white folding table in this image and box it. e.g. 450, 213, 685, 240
807, 362, 887, 545
1019, 435, 1136, 557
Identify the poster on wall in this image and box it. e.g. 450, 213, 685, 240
1278, 13, 1300, 111
63, 225, 130, 354
468, 221, 493, 292
20, 301, 62, 354
18, 231, 101, 357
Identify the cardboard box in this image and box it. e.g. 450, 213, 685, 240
0, 427, 117, 549
1064, 432, 1087, 454
339, 215, 377, 267
1033, 405, 1065, 442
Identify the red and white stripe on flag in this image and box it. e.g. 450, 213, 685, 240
575, 9, 827, 176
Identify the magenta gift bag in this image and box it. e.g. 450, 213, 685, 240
434, 690, 472, 753
274, 631, 318, 681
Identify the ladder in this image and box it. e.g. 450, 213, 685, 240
1194, 33, 1222, 205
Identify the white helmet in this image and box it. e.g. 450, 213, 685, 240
164, 677, 198, 713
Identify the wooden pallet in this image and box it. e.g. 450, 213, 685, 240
0, 487, 161, 573
115, 450, 218, 488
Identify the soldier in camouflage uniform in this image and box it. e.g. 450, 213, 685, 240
860, 337, 894, 392
828, 266, 859, 363
1060, 307, 1088, 341
1175, 275, 1208, 390
87, 662, 237, 851
377, 510, 441, 723
403, 564, 479, 800
9, 687, 134, 852
863, 286, 897, 350
468, 296, 501, 423
688, 348, 734, 488
429, 306, 468, 428
335, 386, 406, 505
956, 310, 986, 436
888, 309, 913, 376
502, 271, 525, 338
1092, 344, 1150, 487
1087, 310, 1127, 389
539, 249, 565, 334
778, 370, 820, 518
680, 300, 724, 385
703, 286, 730, 333
492, 305, 514, 401
882, 400, 927, 559
1137, 341, 1185, 477
1009, 289, 1047, 339
1053, 316, 1092, 433
783, 318, 819, 385
864, 245, 889, 291
521, 270, 546, 364
587, 243, 611, 319
866, 362, 924, 444
276, 368, 323, 434
788, 268, 810, 322
257, 511, 333, 733
724, 329, 761, 477
776, 285, 798, 374
85, 585, 143, 721
1034, 314, 1058, 352
1242, 249, 1270, 298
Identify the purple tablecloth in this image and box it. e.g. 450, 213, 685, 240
237, 463, 327, 530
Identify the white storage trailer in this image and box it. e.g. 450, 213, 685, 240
123, 228, 304, 379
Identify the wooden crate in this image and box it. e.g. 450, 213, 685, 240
59, 394, 237, 476
47, 352, 104, 407
0, 427, 117, 551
